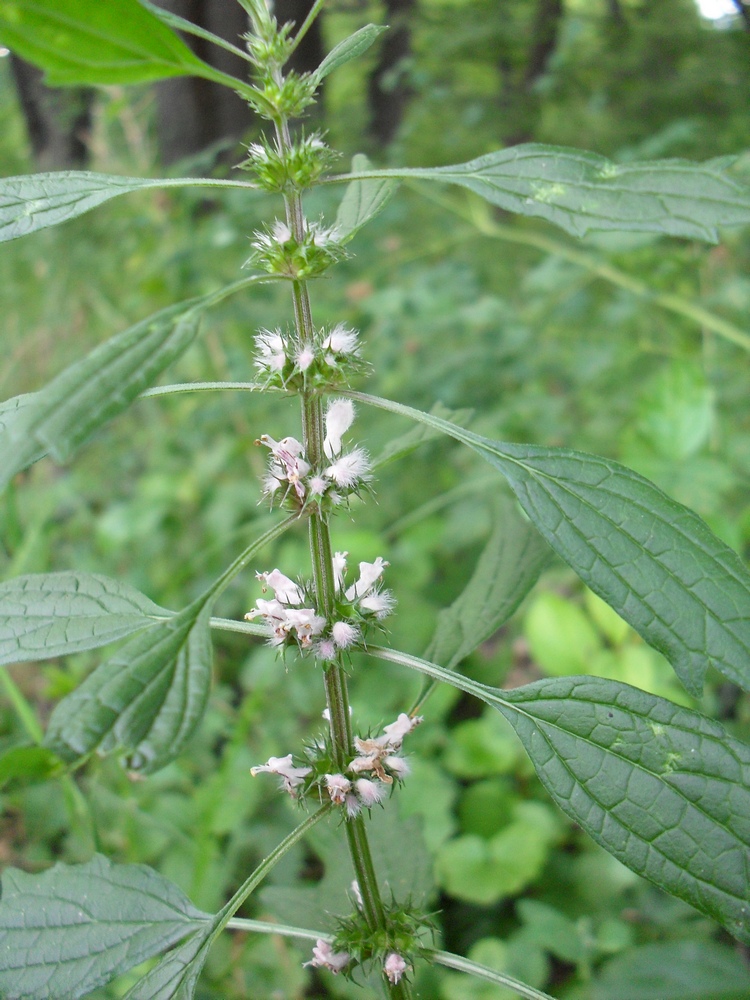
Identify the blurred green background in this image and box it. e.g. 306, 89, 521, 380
2, 1, 750, 997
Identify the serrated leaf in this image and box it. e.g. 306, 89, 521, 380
123, 929, 211, 1000
0, 571, 171, 666
0, 172, 251, 244
0, 854, 209, 1000
372, 647, 750, 943
0, 298, 204, 489
0, 0, 229, 87
349, 393, 750, 696
425, 496, 549, 669
335, 145, 750, 241
311, 24, 388, 86
335, 153, 399, 243
44, 600, 213, 773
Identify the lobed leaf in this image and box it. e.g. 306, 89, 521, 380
370, 646, 750, 944
311, 24, 388, 86
0, 854, 209, 1000
0, 172, 252, 244
0, 571, 171, 666
425, 496, 550, 670
335, 153, 399, 243
44, 600, 213, 774
0, 0, 231, 87
348, 393, 750, 696
332, 145, 750, 241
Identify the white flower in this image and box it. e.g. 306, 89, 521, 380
246, 597, 324, 648
345, 557, 388, 602
284, 607, 326, 646
325, 448, 370, 488
384, 755, 410, 778
259, 434, 310, 500
332, 551, 348, 592
350, 879, 363, 908
305, 939, 350, 974
358, 590, 395, 619
384, 953, 408, 985
316, 638, 337, 661
322, 324, 359, 355
251, 753, 311, 795
324, 398, 355, 458
296, 345, 315, 371
345, 792, 361, 817
355, 778, 384, 806
325, 773, 351, 804
257, 568, 305, 605
332, 620, 360, 649
272, 219, 292, 243
309, 221, 340, 247
254, 329, 286, 372
382, 713, 423, 749
308, 476, 330, 496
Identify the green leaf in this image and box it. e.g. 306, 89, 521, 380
0, 854, 209, 1000
0, 392, 45, 472
590, 940, 750, 1000
0, 745, 63, 787
372, 645, 750, 945
335, 153, 399, 243
0, 297, 204, 489
44, 599, 212, 773
332, 145, 750, 241
0, 172, 252, 244
311, 24, 388, 86
139, 0, 253, 64
348, 392, 750, 696
123, 930, 211, 1000
425, 496, 549, 670
0, 0, 237, 87
0, 571, 171, 666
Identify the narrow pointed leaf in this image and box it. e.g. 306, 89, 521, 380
311, 25, 388, 86
44, 600, 213, 774
0, 298, 204, 489
425, 496, 550, 669
0, 0, 237, 87
0, 854, 209, 1000
0, 392, 45, 471
349, 393, 750, 696
370, 647, 750, 944
0, 172, 252, 244
0, 571, 171, 666
332, 146, 750, 241
335, 153, 398, 243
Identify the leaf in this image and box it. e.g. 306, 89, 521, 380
0, 298, 204, 489
139, 0, 252, 64
348, 393, 750, 696
0, 0, 233, 87
0, 745, 63, 787
372, 401, 473, 469
590, 940, 750, 1000
425, 496, 550, 670
371, 647, 750, 944
44, 600, 213, 773
335, 153, 399, 243
334, 145, 750, 241
0, 172, 251, 244
123, 929, 212, 1000
311, 24, 388, 86
0, 392, 45, 472
0, 571, 171, 666
0, 854, 209, 1000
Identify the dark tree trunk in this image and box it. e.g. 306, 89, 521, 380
367, 0, 417, 147
10, 55, 93, 169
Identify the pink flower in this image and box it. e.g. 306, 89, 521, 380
250, 754, 311, 795
332, 620, 360, 649
305, 939, 350, 974
384, 953, 408, 985
325, 448, 370, 488
325, 773, 352, 805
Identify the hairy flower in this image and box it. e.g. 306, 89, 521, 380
322, 323, 359, 356
324, 398, 355, 458
384, 953, 408, 985
250, 753, 311, 795
332, 620, 360, 649
257, 568, 304, 604
345, 557, 389, 602
325, 773, 352, 805
325, 448, 370, 488
305, 939, 350, 975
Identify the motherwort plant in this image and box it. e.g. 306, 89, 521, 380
1, 1, 750, 997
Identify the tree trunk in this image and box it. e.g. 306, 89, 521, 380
367, 0, 417, 147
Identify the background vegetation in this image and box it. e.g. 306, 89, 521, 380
2, 1, 750, 997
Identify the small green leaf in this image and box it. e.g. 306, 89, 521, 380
0, 854, 209, 1000
425, 496, 549, 670
0, 0, 235, 87
349, 393, 750, 696
335, 153, 399, 243
311, 24, 388, 86
332, 146, 750, 241
44, 600, 213, 773
0, 172, 252, 244
0, 745, 63, 787
0, 571, 171, 666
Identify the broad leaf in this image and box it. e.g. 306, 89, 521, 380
44, 601, 213, 773
0, 571, 171, 666
123, 930, 211, 1000
370, 647, 750, 944
349, 393, 750, 696
311, 24, 388, 86
0, 854, 209, 1000
332, 145, 750, 241
0, 298, 204, 489
0, 172, 251, 243
0, 0, 238, 87
335, 153, 399, 243
425, 496, 549, 670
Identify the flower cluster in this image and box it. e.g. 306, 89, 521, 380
253, 322, 366, 391
302, 938, 409, 985
256, 399, 371, 512
242, 132, 339, 192
246, 217, 347, 279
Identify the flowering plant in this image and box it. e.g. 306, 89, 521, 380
1, 1, 750, 997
